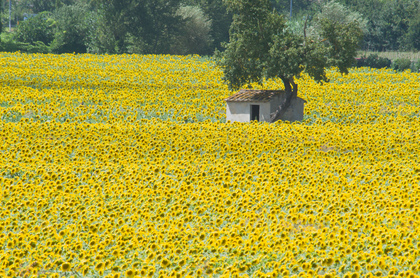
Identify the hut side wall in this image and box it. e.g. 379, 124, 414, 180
278, 97, 306, 122
226, 102, 271, 123
269, 93, 288, 115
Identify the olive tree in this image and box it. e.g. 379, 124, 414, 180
216, 0, 363, 121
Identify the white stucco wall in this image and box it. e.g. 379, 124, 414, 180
226, 102, 271, 123
270, 93, 287, 114
280, 97, 306, 122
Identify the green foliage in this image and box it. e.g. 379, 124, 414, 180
286, 16, 307, 36
318, 18, 363, 75
340, 0, 419, 51
356, 54, 391, 69
307, 0, 365, 74
14, 0, 77, 13
24, 41, 51, 53
85, 0, 132, 54
132, 0, 185, 54
4, 0, 419, 55
0, 31, 50, 53
202, 0, 232, 51
13, 11, 55, 45
50, 4, 90, 53
171, 5, 213, 55
0, 32, 25, 52
368, 55, 391, 69
270, 0, 313, 15
412, 59, 420, 73
312, 0, 367, 34
216, 0, 363, 91
391, 58, 412, 72
379, 0, 416, 50
0, 1, 2, 35
184, 0, 233, 51
86, 0, 184, 54
216, 0, 284, 90
403, 10, 420, 51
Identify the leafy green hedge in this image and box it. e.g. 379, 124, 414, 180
355, 54, 391, 69
0, 32, 50, 53
391, 58, 412, 72
354, 54, 419, 72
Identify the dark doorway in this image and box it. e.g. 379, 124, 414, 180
250, 105, 260, 121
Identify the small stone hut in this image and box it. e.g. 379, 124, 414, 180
225, 89, 306, 123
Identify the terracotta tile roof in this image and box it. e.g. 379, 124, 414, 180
225, 89, 285, 102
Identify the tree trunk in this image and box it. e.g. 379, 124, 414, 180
270, 76, 297, 122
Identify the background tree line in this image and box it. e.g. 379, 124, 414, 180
1, 0, 419, 54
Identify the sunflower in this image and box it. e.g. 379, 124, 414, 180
125, 269, 135, 278
112, 265, 120, 272
323, 257, 334, 267
350, 273, 359, 278
95, 262, 104, 271
161, 258, 170, 268
178, 259, 186, 267
61, 262, 71, 272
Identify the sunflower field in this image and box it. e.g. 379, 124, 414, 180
0, 52, 420, 278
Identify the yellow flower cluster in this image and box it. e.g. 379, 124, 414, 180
0, 53, 420, 278
0, 53, 226, 124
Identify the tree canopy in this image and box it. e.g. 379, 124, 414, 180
216, 0, 363, 89
216, 0, 363, 120
3, 0, 419, 54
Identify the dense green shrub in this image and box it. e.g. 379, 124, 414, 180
171, 5, 213, 55
402, 7, 420, 50
411, 59, 420, 72
354, 57, 365, 67
24, 41, 51, 53
355, 54, 391, 69
391, 58, 412, 72
0, 33, 26, 52
50, 4, 90, 54
0, 33, 50, 53
14, 12, 55, 45
366, 54, 391, 68
86, 0, 184, 54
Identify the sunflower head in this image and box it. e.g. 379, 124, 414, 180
61, 262, 71, 272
